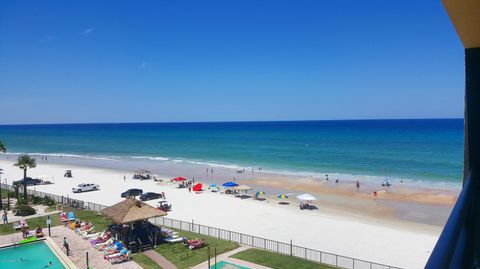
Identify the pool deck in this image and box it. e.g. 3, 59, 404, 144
192, 246, 273, 269
49, 226, 143, 269
0, 226, 142, 269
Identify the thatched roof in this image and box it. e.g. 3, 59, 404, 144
101, 198, 166, 224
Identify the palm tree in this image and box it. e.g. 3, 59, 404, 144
14, 155, 36, 202
0, 140, 5, 153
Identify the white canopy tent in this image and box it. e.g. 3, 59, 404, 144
296, 193, 317, 201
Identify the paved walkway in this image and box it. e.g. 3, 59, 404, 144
144, 249, 177, 269
1, 206, 61, 223
192, 246, 273, 269
49, 226, 142, 269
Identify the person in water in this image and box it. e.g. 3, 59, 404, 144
44, 261, 53, 267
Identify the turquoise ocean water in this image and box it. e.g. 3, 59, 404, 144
0, 119, 463, 185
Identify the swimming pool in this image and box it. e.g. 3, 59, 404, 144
0, 241, 65, 269
210, 260, 251, 269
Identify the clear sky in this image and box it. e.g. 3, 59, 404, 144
0, 1, 465, 124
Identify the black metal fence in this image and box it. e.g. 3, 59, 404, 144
0, 183, 401, 269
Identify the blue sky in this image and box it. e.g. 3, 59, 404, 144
0, 1, 464, 124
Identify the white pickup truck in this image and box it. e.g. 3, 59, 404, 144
72, 183, 100, 193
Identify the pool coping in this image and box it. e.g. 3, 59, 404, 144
0, 237, 77, 269
45, 236, 78, 269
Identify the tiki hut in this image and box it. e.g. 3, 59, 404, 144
101, 197, 166, 224
101, 198, 167, 252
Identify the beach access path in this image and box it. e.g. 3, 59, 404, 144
143, 249, 177, 269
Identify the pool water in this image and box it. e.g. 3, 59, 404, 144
0, 241, 65, 269
210, 260, 251, 269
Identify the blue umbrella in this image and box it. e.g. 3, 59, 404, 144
209, 184, 217, 188
222, 182, 239, 188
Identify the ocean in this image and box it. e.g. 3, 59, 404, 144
0, 119, 464, 185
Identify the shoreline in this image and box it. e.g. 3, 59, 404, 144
0, 157, 449, 268
0, 153, 458, 226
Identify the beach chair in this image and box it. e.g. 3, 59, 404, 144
109, 253, 130, 264
105, 248, 128, 260
12, 221, 21, 230
68, 211, 75, 221
60, 212, 68, 223
164, 236, 187, 243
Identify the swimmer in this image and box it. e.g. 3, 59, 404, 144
44, 261, 53, 267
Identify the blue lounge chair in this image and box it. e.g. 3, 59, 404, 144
68, 211, 75, 221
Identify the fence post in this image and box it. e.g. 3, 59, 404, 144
290, 239, 292, 256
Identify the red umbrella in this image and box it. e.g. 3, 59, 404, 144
193, 183, 203, 192
173, 177, 187, 182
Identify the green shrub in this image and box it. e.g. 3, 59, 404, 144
42, 196, 56, 206
30, 195, 43, 204
16, 199, 28, 206
14, 205, 36, 216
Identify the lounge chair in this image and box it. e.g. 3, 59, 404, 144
164, 236, 187, 243
186, 239, 206, 250
60, 212, 68, 223
109, 253, 130, 264
12, 221, 21, 230
105, 248, 128, 260
82, 231, 103, 240
68, 211, 75, 221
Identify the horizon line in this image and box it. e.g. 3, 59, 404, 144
0, 117, 464, 126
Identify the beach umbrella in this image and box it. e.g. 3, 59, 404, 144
296, 193, 317, 201
255, 191, 265, 196
209, 184, 217, 188
193, 183, 203, 192
222, 182, 238, 188
173, 176, 187, 182
277, 194, 289, 199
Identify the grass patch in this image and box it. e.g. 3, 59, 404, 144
132, 253, 163, 269
231, 248, 336, 269
0, 213, 62, 235
155, 229, 239, 269
73, 210, 111, 232
0, 209, 110, 235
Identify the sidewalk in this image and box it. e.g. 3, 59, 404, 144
144, 249, 177, 269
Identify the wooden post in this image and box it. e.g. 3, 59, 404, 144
290, 239, 293, 256
86, 252, 89, 269
207, 246, 211, 268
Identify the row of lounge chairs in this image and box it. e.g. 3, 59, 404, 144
60, 212, 131, 264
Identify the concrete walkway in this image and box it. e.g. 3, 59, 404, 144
192, 246, 273, 269
144, 249, 177, 269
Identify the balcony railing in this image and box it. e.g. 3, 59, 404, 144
425, 171, 475, 269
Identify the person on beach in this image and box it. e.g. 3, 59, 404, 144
356, 181, 360, 191
211, 168, 213, 174
325, 174, 329, 181
189, 186, 191, 192
123, 174, 126, 181
162, 192, 165, 199
335, 179, 339, 183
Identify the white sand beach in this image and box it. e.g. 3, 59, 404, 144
0, 159, 441, 269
